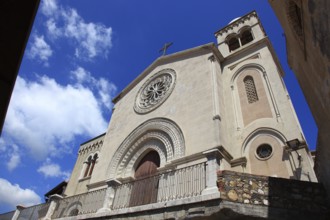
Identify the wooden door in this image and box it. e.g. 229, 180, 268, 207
129, 151, 160, 207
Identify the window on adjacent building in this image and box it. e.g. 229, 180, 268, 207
287, 1, 303, 38
244, 76, 259, 103
240, 29, 253, 46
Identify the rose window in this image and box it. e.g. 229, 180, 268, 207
134, 69, 176, 114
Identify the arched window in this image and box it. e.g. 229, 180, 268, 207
240, 29, 253, 46
69, 208, 79, 216
83, 156, 92, 178
83, 153, 98, 178
228, 37, 240, 51
244, 76, 259, 103
88, 153, 98, 176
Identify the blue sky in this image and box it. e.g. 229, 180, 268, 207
0, 0, 317, 213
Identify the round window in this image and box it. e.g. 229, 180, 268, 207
256, 144, 273, 160
134, 69, 176, 114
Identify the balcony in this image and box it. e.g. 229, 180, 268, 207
2, 166, 329, 219
2, 157, 222, 220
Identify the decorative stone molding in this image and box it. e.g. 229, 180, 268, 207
215, 146, 247, 168
215, 11, 261, 37
134, 69, 176, 114
79, 140, 103, 155
107, 118, 185, 179
241, 128, 287, 154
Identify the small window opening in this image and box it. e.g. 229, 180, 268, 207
83, 154, 98, 178
294, 3, 302, 31
83, 156, 92, 178
88, 154, 98, 176
244, 76, 259, 103
256, 144, 273, 159
69, 209, 79, 216
240, 29, 253, 46
228, 37, 240, 51
287, 1, 303, 37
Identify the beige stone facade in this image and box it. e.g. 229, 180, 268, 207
62, 11, 316, 199
3, 11, 323, 220
268, 0, 330, 198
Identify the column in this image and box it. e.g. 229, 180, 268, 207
11, 205, 25, 220
97, 179, 121, 213
42, 194, 63, 220
202, 149, 221, 197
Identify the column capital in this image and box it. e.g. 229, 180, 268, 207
208, 55, 216, 62
49, 194, 63, 202
16, 205, 25, 211
203, 148, 222, 159
105, 178, 121, 187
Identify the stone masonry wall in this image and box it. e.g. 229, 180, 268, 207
217, 170, 328, 213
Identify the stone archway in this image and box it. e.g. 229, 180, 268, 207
107, 118, 185, 179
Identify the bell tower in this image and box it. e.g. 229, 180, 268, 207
214, 11, 316, 181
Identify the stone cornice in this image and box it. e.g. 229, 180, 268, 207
79, 137, 104, 155
214, 10, 265, 38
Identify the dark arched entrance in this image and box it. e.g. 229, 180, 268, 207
129, 150, 160, 206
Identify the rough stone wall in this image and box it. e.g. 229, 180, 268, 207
217, 170, 328, 213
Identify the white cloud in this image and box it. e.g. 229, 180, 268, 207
70, 67, 117, 110
70, 66, 93, 84
0, 138, 5, 152
43, 2, 112, 60
46, 19, 61, 39
38, 159, 70, 179
3, 74, 114, 159
97, 78, 117, 110
6, 145, 21, 171
63, 9, 112, 59
0, 178, 41, 209
41, 0, 58, 17
27, 35, 53, 65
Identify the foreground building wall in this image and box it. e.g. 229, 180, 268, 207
268, 0, 330, 198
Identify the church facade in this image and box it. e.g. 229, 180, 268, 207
4, 11, 328, 220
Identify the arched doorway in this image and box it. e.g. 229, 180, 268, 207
129, 150, 160, 206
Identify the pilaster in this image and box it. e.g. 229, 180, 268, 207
42, 194, 63, 220
97, 179, 121, 213
202, 149, 221, 197
11, 205, 25, 220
